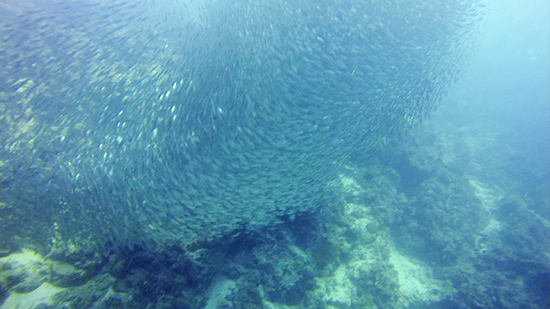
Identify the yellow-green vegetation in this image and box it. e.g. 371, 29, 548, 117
0, 249, 87, 292
0, 248, 134, 308
1, 282, 65, 309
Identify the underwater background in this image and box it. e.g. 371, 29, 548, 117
0, 0, 548, 308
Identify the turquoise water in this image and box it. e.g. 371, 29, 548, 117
0, 0, 548, 308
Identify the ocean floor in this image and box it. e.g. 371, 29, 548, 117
0, 111, 548, 308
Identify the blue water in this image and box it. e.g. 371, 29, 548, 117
0, 0, 548, 307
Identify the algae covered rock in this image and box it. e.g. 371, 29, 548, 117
0, 249, 89, 307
